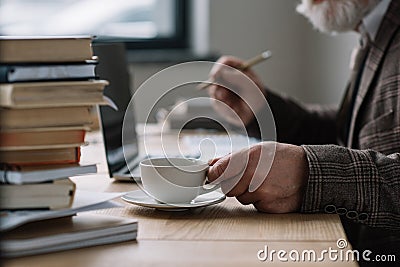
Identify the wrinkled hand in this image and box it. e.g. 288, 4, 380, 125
207, 142, 309, 213
207, 56, 267, 126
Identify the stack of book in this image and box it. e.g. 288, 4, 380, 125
0, 37, 138, 258
0, 36, 108, 210
1, 212, 138, 257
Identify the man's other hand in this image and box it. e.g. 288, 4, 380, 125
207, 56, 266, 126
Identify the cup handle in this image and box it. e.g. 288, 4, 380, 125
199, 183, 221, 195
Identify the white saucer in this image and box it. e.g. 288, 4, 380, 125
121, 190, 226, 211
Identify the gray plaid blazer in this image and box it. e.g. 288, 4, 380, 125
258, 1, 400, 230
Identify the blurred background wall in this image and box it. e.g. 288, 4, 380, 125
131, 0, 358, 122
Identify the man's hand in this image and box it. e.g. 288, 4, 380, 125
207, 56, 267, 126
207, 142, 309, 213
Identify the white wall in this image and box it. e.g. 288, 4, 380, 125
131, 0, 358, 122
301, 28, 358, 104
209, 0, 307, 100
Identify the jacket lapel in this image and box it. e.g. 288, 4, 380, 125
347, 0, 400, 147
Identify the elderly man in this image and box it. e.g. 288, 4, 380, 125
207, 0, 399, 264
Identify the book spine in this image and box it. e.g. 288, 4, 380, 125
9, 64, 96, 82
0, 106, 93, 129
0, 129, 86, 147
76, 147, 81, 163
0, 66, 11, 83
0, 164, 14, 184
0, 147, 81, 166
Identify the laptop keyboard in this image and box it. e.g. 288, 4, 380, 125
182, 134, 259, 159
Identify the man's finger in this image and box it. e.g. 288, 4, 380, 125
214, 86, 232, 102
217, 56, 245, 68
207, 155, 230, 182
210, 56, 244, 77
222, 145, 262, 197
207, 149, 249, 184
208, 157, 221, 166
253, 195, 297, 213
236, 191, 260, 205
236, 188, 277, 206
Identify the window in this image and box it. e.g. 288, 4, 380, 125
0, 0, 188, 50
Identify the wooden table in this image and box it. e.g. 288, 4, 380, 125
2, 128, 358, 267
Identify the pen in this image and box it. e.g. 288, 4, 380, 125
198, 50, 272, 90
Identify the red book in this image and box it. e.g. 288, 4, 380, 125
0, 128, 86, 149
0, 147, 81, 166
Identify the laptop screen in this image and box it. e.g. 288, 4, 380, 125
93, 43, 138, 176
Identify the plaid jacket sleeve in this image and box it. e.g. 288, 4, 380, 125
246, 89, 338, 145
301, 145, 400, 230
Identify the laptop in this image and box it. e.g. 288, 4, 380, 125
93, 43, 145, 181
94, 43, 200, 181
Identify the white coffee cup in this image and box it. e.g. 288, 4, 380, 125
140, 157, 220, 204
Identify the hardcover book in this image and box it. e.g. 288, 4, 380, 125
0, 147, 81, 165
0, 127, 87, 150
0, 80, 109, 108
0, 36, 94, 63
0, 106, 94, 130
0, 178, 76, 210
0, 61, 97, 83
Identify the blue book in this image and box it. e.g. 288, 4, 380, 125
0, 60, 97, 83
0, 163, 97, 184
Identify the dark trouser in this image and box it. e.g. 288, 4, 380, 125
341, 218, 400, 267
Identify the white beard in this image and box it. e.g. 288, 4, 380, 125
296, 0, 381, 34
